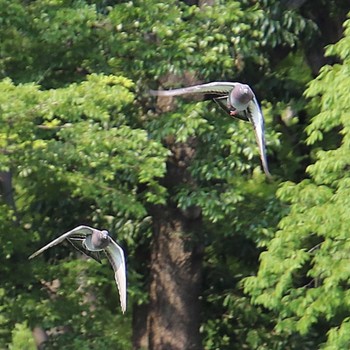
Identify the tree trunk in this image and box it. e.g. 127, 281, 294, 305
147, 204, 203, 350
132, 138, 203, 350
137, 64, 204, 349
0, 171, 17, 212
132, 303, 149, 349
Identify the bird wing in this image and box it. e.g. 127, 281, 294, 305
28, 225, 94, 259
212, 96, 231, 116
213, 96, 250, 122
151, 81, 271, 177
105, 240, 127, 313
150, 82, 237, 97
246, 98, 272, 178
67, 238, 103, 263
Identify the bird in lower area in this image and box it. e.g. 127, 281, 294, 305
29, 225, 127, 313
150, 82, 271, 178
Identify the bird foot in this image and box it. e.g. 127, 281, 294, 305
230, 110, 238, 116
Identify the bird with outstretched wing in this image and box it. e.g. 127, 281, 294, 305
151, 82, 271, 178
29, 225, 127, 313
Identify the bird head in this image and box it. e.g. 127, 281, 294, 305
228, 84, 253, 111
90, 229, 110, 249
101, 230, 109, 240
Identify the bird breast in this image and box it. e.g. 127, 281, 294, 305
84, 233, 109, 251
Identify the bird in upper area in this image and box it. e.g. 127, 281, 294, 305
150, 82, 271, 178
29, 225, 127, 313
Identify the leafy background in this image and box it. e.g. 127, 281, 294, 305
1, 0, 350, 349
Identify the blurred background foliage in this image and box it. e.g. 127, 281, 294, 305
1, 0, 350, 349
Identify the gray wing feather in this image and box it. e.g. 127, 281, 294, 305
150, 82, 237, 97
247, 98, 272, 178
150, 81, 271, 177
105, 240, 127, 313
213, 96, 231, 116
213, 96, 250, 122
28, 225, 94, 259
67, 238, 103, 263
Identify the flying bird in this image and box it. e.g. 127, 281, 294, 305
29, 225, 127, 313
150, 82, 271, 178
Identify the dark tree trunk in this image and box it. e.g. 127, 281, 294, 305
136, 65, 204, 349
132, 303, 149, 349
131, 99, 204, 350
144, 127, 203, 350
0, 171, 17, 210
0, 170, 20, 225
147, 204, 203, 350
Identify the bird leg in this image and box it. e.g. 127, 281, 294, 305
227, 101, 238, 116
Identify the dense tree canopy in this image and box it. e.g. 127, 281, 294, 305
245, 17, 350, 349
1, 0, 350, 349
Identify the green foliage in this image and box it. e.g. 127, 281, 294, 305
0, 0, 347, 348
258, 0, 317, 48
245, 15, 350, 349
107, 0, 263, 80
9, 322, 36, 350
0, 73, 167, 348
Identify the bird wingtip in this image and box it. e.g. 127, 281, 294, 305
264, 169, 274, 181
28, 251, 37, 260
149, 89, 158, 96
